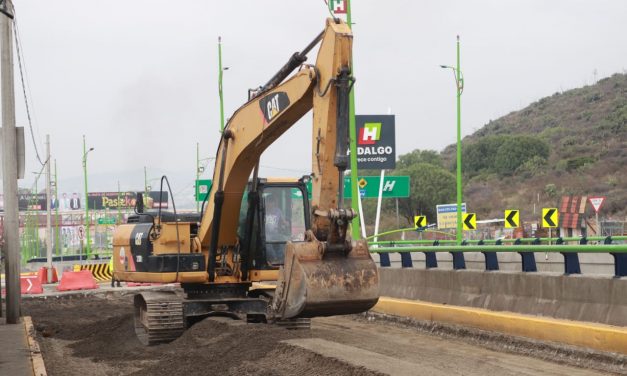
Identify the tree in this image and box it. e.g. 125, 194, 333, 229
391, 162, 456, 224
397, 149, 442, 169
494, 135, 549, 176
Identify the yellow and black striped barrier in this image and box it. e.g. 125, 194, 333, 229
73, 262, 112, 282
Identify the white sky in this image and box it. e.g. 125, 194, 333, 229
8, 0, 627, 206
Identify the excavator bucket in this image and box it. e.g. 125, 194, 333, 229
272, 238, 379, 319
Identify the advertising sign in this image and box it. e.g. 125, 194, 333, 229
436, 203, 467, 229
87, 191, 168, 210
355, 115, 396, 170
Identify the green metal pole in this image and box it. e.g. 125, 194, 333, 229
346, 0, 361, 240
82, 135, 91, 258
455, 35, 463, 246
218, 36, 225, 132
54, 159, 59, 256
196, 142, 200, 212
117, 181, 122, 224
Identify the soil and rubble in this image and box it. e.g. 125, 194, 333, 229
22, 291, 626, 376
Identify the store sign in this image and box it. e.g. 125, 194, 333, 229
355, 115, 396, 170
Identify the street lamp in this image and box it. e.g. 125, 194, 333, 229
82, 135, 94, 258
441, 35, 464, 245
218, 36, 230, 133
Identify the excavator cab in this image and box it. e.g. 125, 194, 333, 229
237, 179, 311, 269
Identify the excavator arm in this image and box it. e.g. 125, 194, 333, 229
198, 18, 379, 318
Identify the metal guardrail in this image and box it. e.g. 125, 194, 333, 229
368, 236, 627, 277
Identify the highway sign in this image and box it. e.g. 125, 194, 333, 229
414, 215, 426, 229
343, 176, 410, 199
588, 196, 605, 213
463, 213, 477, 230
504, 210, 520, 228
97, 217, 116, 225
195, 179, 213, 202
436, 203, 467, 229
542, 208, 558, 228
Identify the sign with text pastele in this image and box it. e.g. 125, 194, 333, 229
436, 203, 467, 229
355, 115, 396, 170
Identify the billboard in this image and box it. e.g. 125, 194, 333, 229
436, 203, 467, 229
12, 191, 169, 211
355, 115, 396, 170
87, 191, 168, 210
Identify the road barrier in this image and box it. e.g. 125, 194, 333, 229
37, 267, 58, 284
57, 270, 98, 291
20, 275, 44, 294
74, 262, 112, 282
369, 236, 627, 277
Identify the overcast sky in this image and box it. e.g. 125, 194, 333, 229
7, 0, 627, 206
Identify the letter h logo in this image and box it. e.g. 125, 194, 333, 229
358, 122, 381, 145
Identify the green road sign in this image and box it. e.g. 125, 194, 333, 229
97, 217, 116, 225
344, 176, 410, 199
195, 179, 213, 202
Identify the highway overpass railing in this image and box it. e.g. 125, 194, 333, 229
368, 236, 627, 277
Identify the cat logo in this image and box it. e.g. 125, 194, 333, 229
259, 92, 290, 124
135, 232, 144, 246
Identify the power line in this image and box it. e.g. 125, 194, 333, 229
12, 7, 44, 166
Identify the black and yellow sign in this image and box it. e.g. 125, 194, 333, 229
463, 213, 476, 230
542, 208, 558, 228
504, 210, 520, 228
414, 215, 426, 229
358, 178, 368, 189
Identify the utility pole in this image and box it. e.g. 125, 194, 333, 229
1, 0, 21, 323
82, 135, 93, 258
54, 159, 59, 255
455, 35, 463, 246
144, 166, 148, 193
45, 135, 52, 282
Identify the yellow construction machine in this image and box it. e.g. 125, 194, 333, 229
111, 18, 379, 345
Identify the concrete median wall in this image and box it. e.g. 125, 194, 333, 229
378, 267, 627, 327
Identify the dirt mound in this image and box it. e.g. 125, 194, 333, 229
23, 293, 381, 376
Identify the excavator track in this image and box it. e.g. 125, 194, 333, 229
134, 291, 186, 346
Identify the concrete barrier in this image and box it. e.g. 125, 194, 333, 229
378, 267, 627, 327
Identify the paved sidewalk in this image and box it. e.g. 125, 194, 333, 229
0, 318, 33, 376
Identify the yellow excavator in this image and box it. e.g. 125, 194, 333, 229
111, 18, 379, 345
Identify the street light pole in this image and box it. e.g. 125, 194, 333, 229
441, 36, 464, 245
218, 36, 226, 132
82, 135, 94, 258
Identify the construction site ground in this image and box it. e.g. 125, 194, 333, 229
21, 289, 627, 376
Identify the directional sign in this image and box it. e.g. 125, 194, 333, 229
504, 210, 520, 228
195, 179, 213, 202
588, 196, 605, 214
463, 213, 477, 230
343, 176, 410, 199
542, 208, 558, 228
97, 217, 116, 225
414, 215, 426, 229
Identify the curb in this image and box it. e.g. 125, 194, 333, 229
23, 316, 47, 376
373, 296, 627, 356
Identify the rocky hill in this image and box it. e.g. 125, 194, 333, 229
440, 73, 627, 221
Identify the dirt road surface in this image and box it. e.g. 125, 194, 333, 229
22, 292, 625, 375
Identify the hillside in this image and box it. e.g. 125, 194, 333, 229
441, 73, 627, 220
